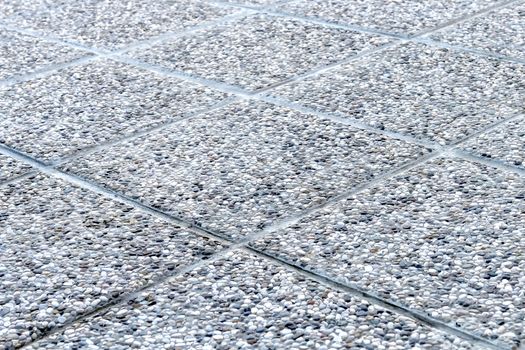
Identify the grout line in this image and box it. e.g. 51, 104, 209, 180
110, 56, 254, 97
255, 95, 444, 149
111, 42, 401, 97
0, 10, 251, 86
448, 113, 524, 146
2, 0, 522, 98
50, 97, 240, 167
0, 25, 109, 55
0, 0, 522, 96
0, 144, 234, 248
210, 0, 525, 65
87, 52, 519, 169
1, 0, 523, 99
0, 148, 470, 348
260, 9, 408, 39
19, 245, 241, 350
446, 113, 525, 176
0, 171, 38, 188
0, 55, 97, 87
252, 40, 401, 92
237, 151, 441, 244
209, 0, 408, 39
408, 0, 520, 38
451, 150, 525, 177
108, 11, 254, 54
211, 0, 519, 40
1, 10, 252, 56
241, 246, 509, 350
237, 110, 523, 245
412, 37, 525, 65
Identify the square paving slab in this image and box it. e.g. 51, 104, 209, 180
0, 154, 32, 183
130, 14, 391, 91
33, 251, 475, 349
429, 1, 525, 60
0, 28, 88, 81
3, 0, 236, 50
0, 174, 226, 348
276, 0, 502, 36
268, 42, 525, 144
461, 116, 525, 169
60, 101, 429, 240
251, 158, 525, 347
0, 59, 228, 163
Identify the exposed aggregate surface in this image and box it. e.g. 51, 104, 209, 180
0, 0, 524, 349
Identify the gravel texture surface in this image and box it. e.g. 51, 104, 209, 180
252, 158, 525, 347
461, 116, 525, 169
0, 0, 60, 21
60, 101, 429, 240
0, 28, 88, 81
33, 251, 475, 350
267, 42, 525, 144
276, 0, 502, 36
0, 154, 32, 183
130, 14, 391, 91
0, 174, 226, 348
0, 0, 523, 348
429, 1, 525, 60
0, 59, 228, 162
3, 0, 237, 50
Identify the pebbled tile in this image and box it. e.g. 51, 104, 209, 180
60, 100, 429, 240
461, 116, 525, 169
429, 2, 525, 60
34, 251, 475, 349
276, 0, 502, 36
0, 59, 228, 162
0, 174, 226, 348
4, 0, 237, 50
0, 154, 32, 183
251, 158, 525, 347
0, 28, 88, 81
268, 42, 525, 144
130, 14, 391, 91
